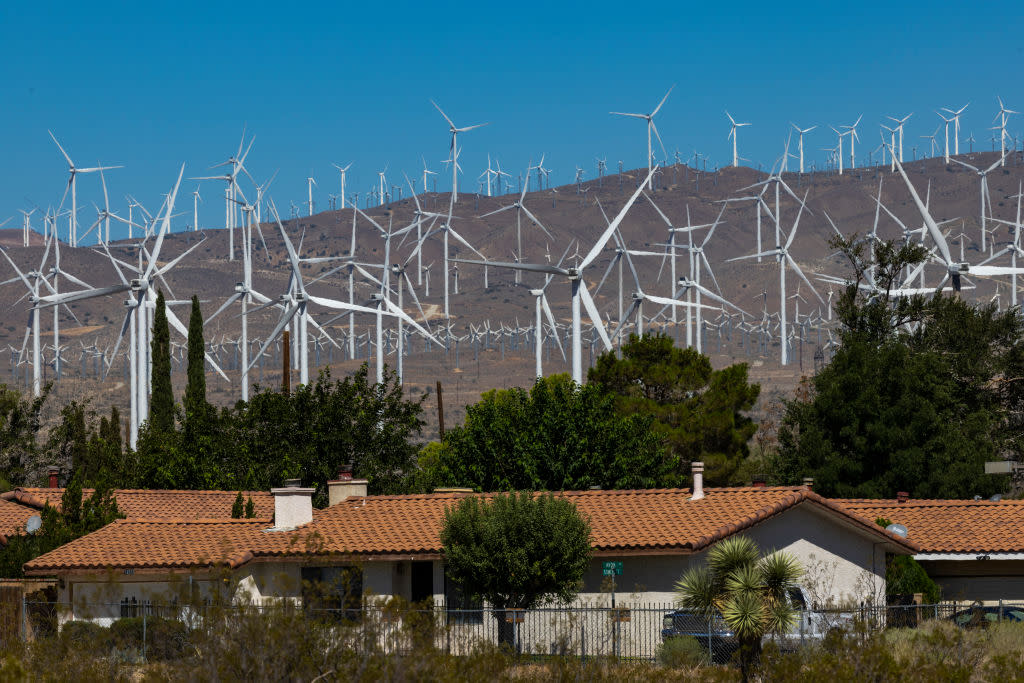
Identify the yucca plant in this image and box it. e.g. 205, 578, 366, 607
674, 536, 803, 680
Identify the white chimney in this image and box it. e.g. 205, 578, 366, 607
690, 461, 705, 501
271, 479, 314, 529
328, 464, 368, 506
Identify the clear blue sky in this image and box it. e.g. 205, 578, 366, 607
1, 0, 1022, 240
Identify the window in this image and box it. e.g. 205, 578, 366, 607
444, 572, 482, 625
302, 566, 363, 621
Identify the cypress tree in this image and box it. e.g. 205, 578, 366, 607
231, 492, 244, 518
149, 290, 175, 433
184, 295, 207, 423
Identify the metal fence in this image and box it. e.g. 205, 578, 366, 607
14, 600, 1024, 663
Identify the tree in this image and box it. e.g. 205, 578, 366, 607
183, 295, 209, 426
0, 476, 122, 578
0, 383, 49, 490
675, 536, 802, 680
231, 492, 244, 519
149, 290, 175, 433
440, 492, 591, 646
589, 333, 760, 485
773, 237, 1019, 499
422, 374, 674, 492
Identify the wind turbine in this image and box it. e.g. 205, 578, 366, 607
332, 163, 352, 208
48, 131, 122, 247
841, 115, 862, 170
729, 188, 822, 365
307, 176, 317, 216
18, 209, 35, 247
951, 152, 1008, 251
887, 113, 913, 163
192, 132, 254, 260
455, 167, 655, 384
479, 160, 553, 284
192, 188, 202, 231
725, 111, 751, 168
610, 86, 673, 189
431, 100, 489, 203
940, 103, 969, 155
994, 97, 1018, 166
791, 124, 816, 174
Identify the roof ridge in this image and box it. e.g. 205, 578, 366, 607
111, 517, 273, 525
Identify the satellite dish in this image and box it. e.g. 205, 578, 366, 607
885, 523, 908, 538
990, 494, 1004, 502
25, 515, 41, 535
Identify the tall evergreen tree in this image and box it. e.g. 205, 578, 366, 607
184, 295, 208, 424
149, 289, 175, 433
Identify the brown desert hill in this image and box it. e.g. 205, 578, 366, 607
1, 152, 1022, 438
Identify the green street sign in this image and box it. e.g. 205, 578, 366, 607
602, 561, 623, 576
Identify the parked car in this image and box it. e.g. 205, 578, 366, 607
947, 604, 1024, 629
661, 609, 737, 664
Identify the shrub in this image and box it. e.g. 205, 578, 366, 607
107, 615, 192, 661
657, 636, 709, 668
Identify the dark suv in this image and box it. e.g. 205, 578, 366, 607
661, 610, 737, 663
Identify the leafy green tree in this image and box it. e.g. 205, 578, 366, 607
149, 289, 175, 433
0, 476, 122, 578
675, 536, 802, 680
774, 237, 1018, 499
422, 374, 674, 492
183, 295, 209, 426
244, 496, 255, 518
0, 383, 49, 490
441, 492, 591, 646
589, 333, 760, 485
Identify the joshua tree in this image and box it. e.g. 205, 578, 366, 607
674, 536, 802, 680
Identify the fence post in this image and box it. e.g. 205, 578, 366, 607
999, 599, 1004, 622
21, 593, 27, 642
581, 622, 585, 662
142, 609, 147, 661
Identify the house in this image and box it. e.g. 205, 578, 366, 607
838, 495, 1024, 603
21, 463, 916, 627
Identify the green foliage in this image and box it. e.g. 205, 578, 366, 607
589, 334, 760, 485
244, 496, 255, 518
231, 491, 244, 518
149, 289, 175, 434
886, 555, 941, 605
773, 238, 1019, 499
441, 492, 592, 612
47, 402, 127, 489
657, 636, 709, 668
0, 383, 49, 489
107, 615, 193, 661
675, 536, 802, 679
135, 364, 424, 502
424, 374, 675, 492
183, 295, 208, 426
0, 477, 122, 578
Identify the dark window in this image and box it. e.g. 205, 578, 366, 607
411, 562, 433, 605
444, 572, 482, 625
302, 566, 363, 621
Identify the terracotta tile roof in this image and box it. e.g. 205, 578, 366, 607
0, 488, 274, 521
23, 519, 289, 573
0, 497, 38, 542
21, 487, 918, 575
836, 499, 1024, 553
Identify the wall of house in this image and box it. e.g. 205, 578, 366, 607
919, 559, 1024, 604
736, 504, 887, 608
576, 555, 688, 606
63, 574, 223, 627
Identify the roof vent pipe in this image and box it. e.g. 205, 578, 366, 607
690, 462, 705, 501
802, 477, 814, 490
896, 491, 910, 503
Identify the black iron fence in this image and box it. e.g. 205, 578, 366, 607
16, 600, 1024, 663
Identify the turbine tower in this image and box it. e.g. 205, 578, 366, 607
725, 111, 751, 168
431, 100, 489, 203
610, 86, 674, 189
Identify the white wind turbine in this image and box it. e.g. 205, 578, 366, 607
431, 100, 489, 203
479, 160, 553, 284
529, 244, 572, 377
19, 209, 35, 247
306, 176, 317, 216
48, 131, 122, 247
829, 126, 846, 174
332, 163, 352, 208
841, 115, 862, 170
940, 103, 969, 155
887, 113, 913, 163
791, 124, 816, 174
993, 97, 1017, 167
192, 188, 202, 231
725, 111, 751, 168
192, 132, 254, 260
728, 188, 822, 366
610, 86, 673, 189
951, 152, 1008, 251
1, 238, 57, 397
416, 196, 488, 321
421, 157, 437, 195
455, 167, 655, 384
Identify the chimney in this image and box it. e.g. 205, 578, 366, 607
752, 474, 767, 488
270, 478, 314, 529
328, 465, 368, 506
802, 477, 814, 490
896, 491, 910, 504
48, 466, 59, 489
690, 461, 705, 501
